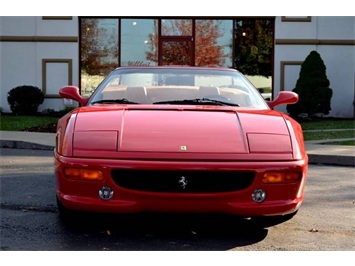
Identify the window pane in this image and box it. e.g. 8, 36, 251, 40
121, 19, 158, 67
195, 20, 233, 67
234, 19, 274, 99
80, 18, 119, 96
161, 19, 192, 36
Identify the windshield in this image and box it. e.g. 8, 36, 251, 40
88, 67, 269, 109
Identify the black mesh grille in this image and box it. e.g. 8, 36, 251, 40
111, 170, 255, 193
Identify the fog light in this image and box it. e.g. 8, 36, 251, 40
99, 186, 113, 200
252, 189, 266, 203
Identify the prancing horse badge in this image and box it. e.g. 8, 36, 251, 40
178, 176, 188, 189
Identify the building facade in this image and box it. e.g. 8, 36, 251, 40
1, 16, 354, 117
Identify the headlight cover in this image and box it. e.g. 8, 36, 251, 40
247, 133, 292, 153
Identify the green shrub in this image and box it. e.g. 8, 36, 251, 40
7, 85, 44, 115
57, 106, 76, 117
287, 51, 333, 119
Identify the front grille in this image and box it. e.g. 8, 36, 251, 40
111, 170, 255, 193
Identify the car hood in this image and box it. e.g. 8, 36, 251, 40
72, 105, 293, 159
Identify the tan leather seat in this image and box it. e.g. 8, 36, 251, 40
124, 86, 148, 103
199, 86, 220, 98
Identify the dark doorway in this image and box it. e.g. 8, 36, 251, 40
159, 38, 194, 66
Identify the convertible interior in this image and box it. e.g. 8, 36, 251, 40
100, 85, 253, 106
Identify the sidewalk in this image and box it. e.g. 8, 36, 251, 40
0, 131, 56, 151
0, 130, 354, 167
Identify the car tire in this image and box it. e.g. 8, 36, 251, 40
56, 196, 77, 221
56, 196, 104, 227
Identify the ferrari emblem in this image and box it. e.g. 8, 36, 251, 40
180, 145, 187, 151
178, 176, 188, 190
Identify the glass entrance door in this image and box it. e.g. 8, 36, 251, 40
159, 19, 194, 66
160, 38, 193, 66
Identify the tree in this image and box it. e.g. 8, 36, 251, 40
234, 19, 274, 77
287, 51, 333, 118
80, 19, 118, 76
195, 20, 226, 66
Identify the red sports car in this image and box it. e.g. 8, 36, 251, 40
55, 66, 308, 224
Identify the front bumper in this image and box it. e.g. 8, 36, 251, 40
55, 152, 308, 217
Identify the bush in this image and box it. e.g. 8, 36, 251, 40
57, 106, 76, 117
287, 51, 333, 119
7, 85, 44, 115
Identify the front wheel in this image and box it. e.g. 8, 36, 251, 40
56, 196, 75, 219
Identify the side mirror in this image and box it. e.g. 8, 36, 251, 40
59, 86, 89, 106
267, 91, 298, 109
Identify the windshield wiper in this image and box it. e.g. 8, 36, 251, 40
91, 98, 139, 105
153, 98, 240, 107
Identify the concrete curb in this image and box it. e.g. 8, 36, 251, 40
0, 140, 54, 151
307, 153, 355, 167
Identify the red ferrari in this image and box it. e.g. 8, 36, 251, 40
55, 66, 308, 224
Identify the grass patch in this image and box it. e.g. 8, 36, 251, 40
304, 130, 355, 141
300, 119, 354, 130
300, 118, 354, 142
0, 114, 58, 131
326, 140, 355, 146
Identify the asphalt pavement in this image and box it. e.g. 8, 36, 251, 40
0, 130, 354, 166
